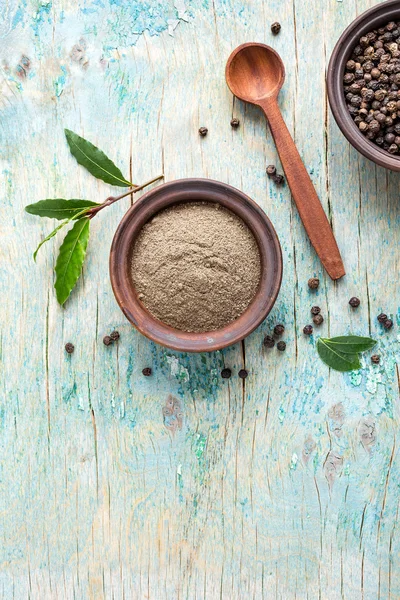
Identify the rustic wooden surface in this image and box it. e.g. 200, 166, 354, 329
1, 0, 399, 598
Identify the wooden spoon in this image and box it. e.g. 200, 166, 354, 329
226, 42, 345, 280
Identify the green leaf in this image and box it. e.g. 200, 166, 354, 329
317, 338, 361, 372
33, 220, 70, 261
65, 129, 132, 187
321, 335, 377, 354
54, 218, 90, 305
26, 198, 99, 220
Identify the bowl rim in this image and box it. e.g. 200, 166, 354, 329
327, 0, 400, 171
109, 178, 283, 352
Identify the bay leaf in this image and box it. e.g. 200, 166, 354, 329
322, 335, 376, 354
54, 218, 90, 305
317, 338, 361, 372
26, 198, 99, 220
65, 129, 132, 187
33, 220, 69, 261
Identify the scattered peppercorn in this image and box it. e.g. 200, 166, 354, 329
142, 367, 152, 376
274, 323, 285, 336
238, 369, 248, 379
266, 164, 277, 176
263, 335, 275, 348
199, 127, 208, 137
384, 318, 393, 329
349, 296, 361, 308
221, 368, 232, 379
308, 277, 320, 290
378, 312, 388, 323
65, 342, 75, 354
277, 341, 286, 351
273, 173, 285, 185
344, 20, 400, 154
371, 354, 380, 364
110, 330, 120, 341
271, 22, 281, 35
311, 306, 321, 315
230, 118, 240, 128
103, 335, 112, 346
313, 314, 324, 326
303, 325, 313, 335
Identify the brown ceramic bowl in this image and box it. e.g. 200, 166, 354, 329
110, 178, 282, 352
327, 0, 400, 171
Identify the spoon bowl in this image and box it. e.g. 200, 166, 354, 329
226, 43, 285, 103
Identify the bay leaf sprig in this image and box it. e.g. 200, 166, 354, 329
316, 335, 377, 372
25, 128, 163, 305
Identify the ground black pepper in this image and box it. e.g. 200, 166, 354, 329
221, 368, 232, 379
344, 20, 400, 154
271, 22, 281, 35
238, 369, 248, 379
308, 277, 320, 290
65, 342, 74, 354
349, 297, 361, 307
263, 335, 275, 348
142, 367, 152, 376
277, 341, 286, 351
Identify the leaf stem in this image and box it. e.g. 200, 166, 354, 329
86, 174, 164, 219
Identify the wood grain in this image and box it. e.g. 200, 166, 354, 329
0, 0, 399, 598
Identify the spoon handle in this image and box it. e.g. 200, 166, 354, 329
260, 98, 345, 280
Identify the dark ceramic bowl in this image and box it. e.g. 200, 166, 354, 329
327, 0, 400, 171
110, 178, 282, 353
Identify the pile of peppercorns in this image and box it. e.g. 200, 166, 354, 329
344, 20, 400, 154
263, 323, 287, 352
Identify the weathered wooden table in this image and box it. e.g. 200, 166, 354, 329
1, 0, 399, 598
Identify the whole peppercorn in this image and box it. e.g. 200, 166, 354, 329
349, 297, 361, 308
271, 22, 281, 35
359, 121, 369, 132
221, 368, 232, 379
303, 325, 313, 335
378, 312, 388, 323
103, 335, 113, 346
142, 367, 152, 376
266, 164, 276, 176
230, 118, 240, 128
388, 143, 398, 153
110, 330, 120, 341
346, 60, 356, 70
384, 318, 393, 330
263, 335, 275, 348
344, 73, 355, 84
308, 277, 320, 290
274, 324, 285, 336
313, 314, 324, 326
311, 306, 321, 315
238, 369, 248, 379
277, 341, 286, 351
198, 126, 208, 137
273, 173, 285, 185
65, 342, 75, 354
371, 354, 380, 364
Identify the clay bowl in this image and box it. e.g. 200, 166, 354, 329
110, 178, 282, 352
327, 0, 400, 171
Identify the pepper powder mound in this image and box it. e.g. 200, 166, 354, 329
131, 202, 261, 333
